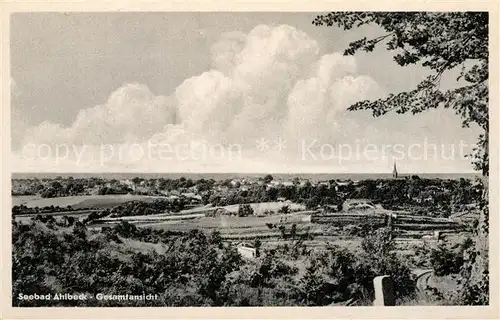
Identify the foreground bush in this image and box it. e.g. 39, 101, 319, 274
12, 221, 417, 306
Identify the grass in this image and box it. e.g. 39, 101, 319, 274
221, 202, 306, 215
14, 211, 94, 223
141, 213, 310, 229
11, 195, 41, 206
118, 237, 168, 255
72, 195, 165, 209
93, 212, 315, 241
396, 292, 444, 306
11, 194, 169, 209
15, 196, 468, 275
102, 213, 206, 222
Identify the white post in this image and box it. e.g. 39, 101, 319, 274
373, 275, 395, 306
434, 231, 441, 240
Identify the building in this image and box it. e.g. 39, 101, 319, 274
180, 192, 202, 204
236, 243, 257, 259
393, 161, 398, 179
342, 199, 375, 211
282, 181, 294, 187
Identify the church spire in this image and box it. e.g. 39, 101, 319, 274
393, 160, 398, 179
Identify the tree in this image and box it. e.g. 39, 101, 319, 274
290, 223, 297, 241
306, 196, 320, 210
299, 262, 329, 306
132, 177, 143, 185
266, 187, 278, 201
361, 227, 394, 256
278, 205, 290, 214
253, 239, 262, 257
209, 230, 223, 249
263, 174, 274, 184
430, 241, 463, 276
313, 12, 488, 304
67, 216, 75, 226
238, 204, 254, 217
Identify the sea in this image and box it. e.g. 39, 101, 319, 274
11, 172, 481, 181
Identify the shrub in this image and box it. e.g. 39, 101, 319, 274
238, 204, 254, 217
361, 228, 394, 255
278, 205, 290, 214
360, 228, 416, 300
297, 247, 374, 305
342, 224, 361, 236
430, 242, 464, 276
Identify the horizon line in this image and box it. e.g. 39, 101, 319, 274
11, 171, 481, 176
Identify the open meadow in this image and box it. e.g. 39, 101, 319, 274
13, 194, 473, 258
11, 194, 170, 209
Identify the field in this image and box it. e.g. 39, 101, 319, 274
13, 195, 474, 256
221, 202, 306, 215
12, 193, 476, 305
95, 211, 312, 233
11, 195, 43, 206
12, 194, 173, 223
149, 213, 309, 230
11, 194, 169, 209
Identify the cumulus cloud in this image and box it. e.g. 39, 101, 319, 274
210, 31, 247, 74
15, 24, 387, 172
23, 83, 176, 146
286, 53, 383, 143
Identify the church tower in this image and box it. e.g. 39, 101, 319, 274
392, 161, 398, 179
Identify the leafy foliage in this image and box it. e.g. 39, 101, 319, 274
12, 221, 244, 307
313, 12, 489, 304
237, 204, 254, 217
430, 242, 464, 277
360, 228, 416, 300
12, 219, 416, 307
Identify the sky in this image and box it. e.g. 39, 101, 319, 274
10, 12, 482, 173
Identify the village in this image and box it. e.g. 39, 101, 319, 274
11, 171, 480, 307
12, 166, 479, 260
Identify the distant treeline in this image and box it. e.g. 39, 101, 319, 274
12, 198, 187, 222
206, 177, 482, 214
207, 182, 340, 209
12, 176, 483, 219
108, 199, 186, 218
12, 204, 77, 216
11, 176, 217, 198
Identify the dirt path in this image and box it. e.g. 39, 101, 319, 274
414, 269, 433, 292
